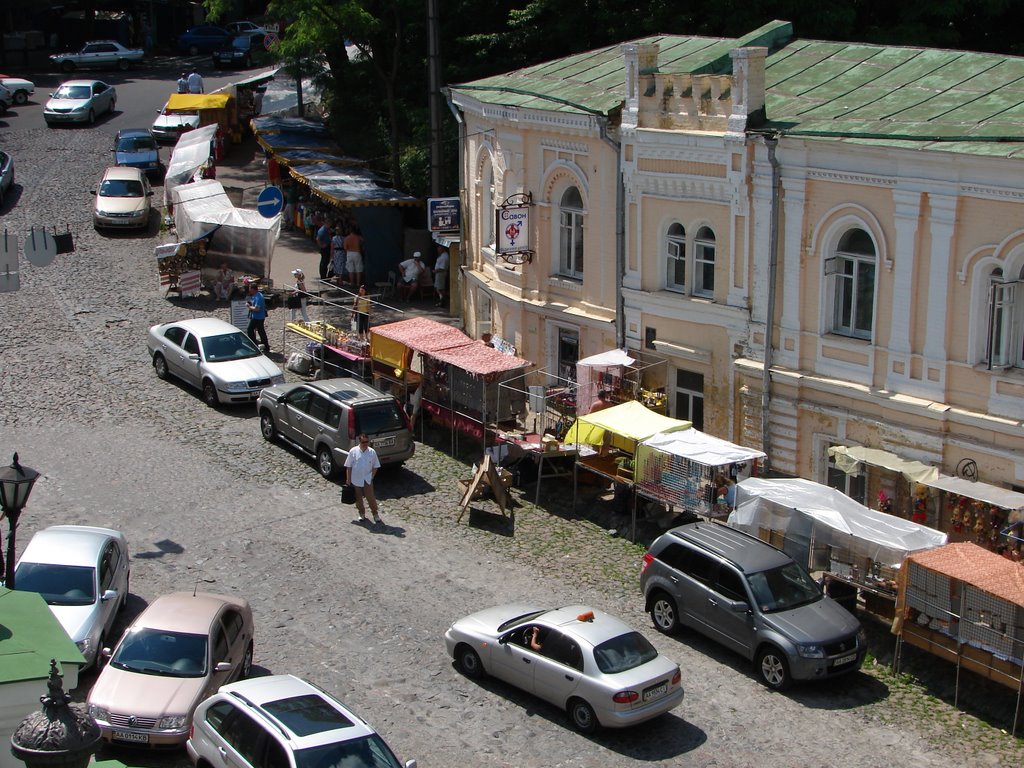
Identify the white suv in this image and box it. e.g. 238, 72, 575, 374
187, 675, 415, 768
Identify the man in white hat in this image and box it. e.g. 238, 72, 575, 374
288, 268, 310, 322
398, 251, 424, 301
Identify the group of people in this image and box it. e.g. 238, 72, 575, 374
397, 243, 449, 305
176, 69, 205, 95
314, 216, 366, 289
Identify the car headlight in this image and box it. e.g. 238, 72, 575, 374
796, 643, 825, 659
270, 373, 286, 385
88, 704, 110, 722
72, 104, 87, 112
223, 381, 249, 393
157, 715, 187, 731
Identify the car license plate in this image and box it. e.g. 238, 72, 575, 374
642, 682, 668, 701
373, 436, 395, 448
833, 652, 857, 666
112, 731, 149, 744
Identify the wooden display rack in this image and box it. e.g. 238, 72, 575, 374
457, 455, 512, 521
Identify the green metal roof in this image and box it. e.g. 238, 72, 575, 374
0, 588, 84, 685
450, 20, 1024, 157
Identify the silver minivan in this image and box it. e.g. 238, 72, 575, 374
640, 521, 866, 690
257, 378, 414, 478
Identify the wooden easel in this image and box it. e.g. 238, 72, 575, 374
457, 454, 510, 521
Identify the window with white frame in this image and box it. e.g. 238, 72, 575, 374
481, 162, 495, 248
827, 228, 876, 340
986, 266, 1024, 368
693, 227, 716, 298
666, 223, 686, 292
558, 186, 584, 279
476, 290, 492, 337
673, 369, 704, 430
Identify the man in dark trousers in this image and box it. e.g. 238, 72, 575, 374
316, 219, 332, 281
246, 282, 271, 352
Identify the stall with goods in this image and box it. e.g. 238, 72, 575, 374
575, 348, 667, 416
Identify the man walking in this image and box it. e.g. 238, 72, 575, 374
316, 218, 333, 281
433, 243, 449, 307
176, 72, 189, 94
246, 281, 271, 352
345, 433, 382, 525
187, 68, 204, 94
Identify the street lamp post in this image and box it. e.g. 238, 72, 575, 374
0, 452, 40, 589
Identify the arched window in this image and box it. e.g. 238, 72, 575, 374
559, 186, 584, 278
694, 227, 716, 298
829, 228, 876, 340
666, 223, 686, 292
986, 266, 1024, 368
481, 162, 495, 248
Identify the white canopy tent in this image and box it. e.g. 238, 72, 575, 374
730, 477, 948, 569
172, 179, 281, 278
164, 124, 218, 209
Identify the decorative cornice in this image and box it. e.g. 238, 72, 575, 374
540, 139, 591, 154
807, 169, 896, 187
960, 183, 1024, 201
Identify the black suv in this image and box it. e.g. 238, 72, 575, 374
641, 521, 866, 690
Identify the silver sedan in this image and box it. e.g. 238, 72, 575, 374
44, 79, 116, 125
444, 603, 683, 733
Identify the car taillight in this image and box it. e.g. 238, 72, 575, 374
671, 668, 681, 685
612, 691, 639, 704
348, 407, 357, 440
641, 552, 655, 573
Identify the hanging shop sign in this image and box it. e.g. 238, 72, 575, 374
428, 197, 461, 233
496, 193, 533, 265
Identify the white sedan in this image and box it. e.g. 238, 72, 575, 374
44, 79, 116, 125
0, 74, 34, 105
151, 101, 200, 143
445, 604, 684, 733
147, 317, 285, 406
14, 525, 130, 668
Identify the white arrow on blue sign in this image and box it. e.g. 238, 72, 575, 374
257, 186, 284, 219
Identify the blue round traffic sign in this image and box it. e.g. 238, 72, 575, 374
257, 185, 284, 219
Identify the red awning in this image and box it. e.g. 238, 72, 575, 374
370, 317, 470, 354
428, 341, 530, 376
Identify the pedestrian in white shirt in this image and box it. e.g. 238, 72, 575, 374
187, 69, 204, 94
345, 434, 382, 525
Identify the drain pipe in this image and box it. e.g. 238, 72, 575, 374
761, 134, 781, 464
598, 117, 625, 346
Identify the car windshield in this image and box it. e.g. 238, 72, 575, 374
54, 85, 91, 99
14, 563, 96, 606
592, 631, 659, 674
294, 735, 403, 768
110, 627, 208, 677
745, 562, 823, 613
117, 136, 156, 152
99, 179, 144, 197
231, 36, 251, 49
202, 331, 260, 362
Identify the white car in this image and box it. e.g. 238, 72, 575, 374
92, 166, 153, 230
147, 317, 285, 406
44, 79, 116, 125
226, 21, 267, 36
50, 40, 144, 72
444, 604, 683, 733
151, 100, 200, 143
187, 675, 416, 768
14, 525, 130, 668
0, 74, 35, 105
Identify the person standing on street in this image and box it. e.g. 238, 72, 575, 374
316, 218, 333, 281
176, 72, 189, 94
353, 284, 371, 340
187, 69, 204, 94
345, 433, 382, 525
246, 281, 271, 352
331, 224, 346, 284
289, 268, 310, 322
433, 243, 449, 307
344, 224, 365, 290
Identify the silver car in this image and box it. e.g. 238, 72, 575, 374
44, 79, 116, 125
92, 166, 153, 230
187, 674, 415, 768
147, 317, 285, 407
444, 604, 683, 733
14, 525, 130, 668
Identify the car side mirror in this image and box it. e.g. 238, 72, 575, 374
101, 646, 112, 658
215, 661, 232, 672
731, 599, 750, 613
189, 353, 200, 361
100, 589, 118, 602
89, 190, 97, 196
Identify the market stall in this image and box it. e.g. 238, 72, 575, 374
164, 123, 218, 210
576, 348, 668, 415
635, 429, 766, 518
565, 401, 691, 539
730, 477, 947, 614
892, 542, 1024, 733
166, 92, 238, 135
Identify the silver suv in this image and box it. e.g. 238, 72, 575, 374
640, 521, 866, 690
186, 674, 415, 768
257, 378, 414, 479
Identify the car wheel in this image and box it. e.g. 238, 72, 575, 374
240, 641, 254, 679
13, 90, 28, 106
87, 109, 95, 125
202, 379, 219, 407
152, 353, 169, 379
756, 646, 791, 691
189, 44, 200, 56
316, 446, 335, 479
567, 698, 598, 734
455, 645, 484, 679
118, 58, 129, 71
259, 410, 277, 440
650, 591, 680, 634
60, 60, 75, 73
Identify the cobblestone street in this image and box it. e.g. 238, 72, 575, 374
2, 112, 1023, 767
